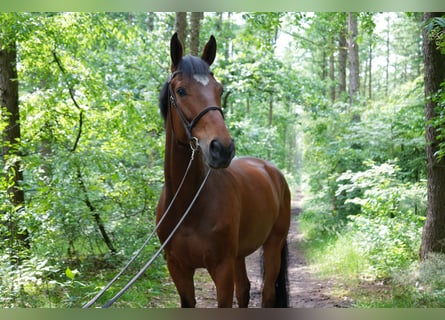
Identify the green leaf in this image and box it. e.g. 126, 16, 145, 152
65, 267, 78, 281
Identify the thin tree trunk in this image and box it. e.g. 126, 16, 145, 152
175, 12, 188, 51
190, 12, 203, 56
329, 38, 336, 103
321, 45, 327, 97
348, 12, 360, 105
368, 41, 372, 100
338, 25, 347, 100
268, 92, 273, 160
146, 12, 155, 32
420, 12, 445, 260
385, 13, 390, 97
246, 96, 250, 114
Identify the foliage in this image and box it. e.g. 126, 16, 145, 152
0, 11, 439, 308
1, 12, 175, 307
301, 161, 426, 280
424, 15, 445, 53
1, 12, 303, 307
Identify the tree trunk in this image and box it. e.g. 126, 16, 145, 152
268, 92, 273, 160
348, 12, 360, 104
0, 40, 30, 251
420, 12, 445, 260
146, 12, 155, 31
385, 13, 390, 97
338, 25, 347, 100
368, 41, 372, 100
175, 12, 188, 51
329, 38, 336, 103
321, 44, 327, 97
190, 12, 203, 56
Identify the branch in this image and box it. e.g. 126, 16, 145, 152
77, 167, 117, 254
222, 90, 232, 110
52, 50, 84, 152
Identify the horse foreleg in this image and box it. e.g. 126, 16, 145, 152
208, 259, 235, 308
167, 258, 196, 307
234, 258, 250, 308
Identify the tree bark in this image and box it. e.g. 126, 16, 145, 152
338, 25, 347, 100
368, 41, 372, 100
420, 12, 445, 260
348, 12, 360, 104
190, 12, 203, 56
0, 39, 30, 250
175, 12, 188, 52
385, 13, 390, 97
329, 38, 336, 103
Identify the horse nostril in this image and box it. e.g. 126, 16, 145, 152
210, 139, 223, 157
209, 139, 235, 168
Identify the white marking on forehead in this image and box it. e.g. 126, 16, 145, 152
193, 74, 210, 86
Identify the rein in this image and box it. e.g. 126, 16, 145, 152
83, 136, 209, 308
83, 70, 220, 308
102, 167, 211, 308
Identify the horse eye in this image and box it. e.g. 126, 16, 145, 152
176, 87, 187, 97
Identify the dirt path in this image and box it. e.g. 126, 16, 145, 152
193, 195, 353, 308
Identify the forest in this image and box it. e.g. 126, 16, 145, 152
1, 12, 445, 307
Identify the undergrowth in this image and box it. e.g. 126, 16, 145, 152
298, 161, 445, 307
0, 248, 177, 308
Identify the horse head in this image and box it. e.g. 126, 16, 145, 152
160, 33, 235, 169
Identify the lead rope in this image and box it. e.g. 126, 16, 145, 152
82, 138, 202, 308
102, 167, 212, 308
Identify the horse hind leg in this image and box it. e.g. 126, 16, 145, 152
261, 236, 289, 308
234, 257, 251, 307
261, 174, 290, 308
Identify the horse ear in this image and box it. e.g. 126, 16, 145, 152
170, 32, 183, 70
201, 35, 217, 66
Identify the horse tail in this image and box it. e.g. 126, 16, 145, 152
273, 240, 289, 307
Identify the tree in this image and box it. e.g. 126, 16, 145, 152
175, 12, 187, 49
0, 16, 30, 253
384, 13, 391, 97
173, 12, 204, 56
190, 12, 204, 55
420, 12, 445, 260
348, 12, 360, 104
338, 22, 348, 99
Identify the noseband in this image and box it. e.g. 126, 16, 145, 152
168, 71, 224, 142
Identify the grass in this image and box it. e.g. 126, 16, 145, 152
298, 206, 445, 308
0, 250, 179, 308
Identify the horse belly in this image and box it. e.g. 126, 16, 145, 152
237, 203, 278, 257
230, 158, 287, 257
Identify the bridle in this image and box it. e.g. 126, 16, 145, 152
168, 70, 224, 142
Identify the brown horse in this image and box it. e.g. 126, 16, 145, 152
156, 33, 291, 308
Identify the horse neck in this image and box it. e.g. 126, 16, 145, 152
163, 124, 207, 202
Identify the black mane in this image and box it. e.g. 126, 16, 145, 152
159, 55, 211, 123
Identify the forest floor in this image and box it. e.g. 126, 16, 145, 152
191, 192, 354, 308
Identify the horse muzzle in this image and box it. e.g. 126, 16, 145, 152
204, 138, 235, 169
